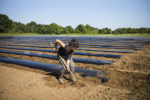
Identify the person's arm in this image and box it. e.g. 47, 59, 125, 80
54, 39, 65, 50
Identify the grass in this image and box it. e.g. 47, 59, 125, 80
0, 33, 150, 37
108, 33, 150, 37
0, 33, 41, 36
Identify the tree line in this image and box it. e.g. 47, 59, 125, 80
0, 14, 150, 34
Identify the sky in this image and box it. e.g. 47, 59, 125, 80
0, 0, 150, 30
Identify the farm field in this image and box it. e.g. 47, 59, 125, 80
0, 36, 150, 100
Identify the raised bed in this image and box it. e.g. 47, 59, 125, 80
0, 56, 109, 83
0, 43, 142, 50
0, 46, 122, 58
0, 50, 114, 65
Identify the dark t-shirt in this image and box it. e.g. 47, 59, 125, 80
58, 45, 73, 60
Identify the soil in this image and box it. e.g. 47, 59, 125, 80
0, 43, 150, 100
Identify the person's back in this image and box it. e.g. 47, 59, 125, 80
58, 45, 73, 58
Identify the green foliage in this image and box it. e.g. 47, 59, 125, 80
9, 22, 26, 33
98, 28, 112, 34
75, 24, 98, 34
37, 24, 47, 34
26, 21, 38, 33
75, 24, 87, 33
0, 14, 150, 35
112, 28, 150, 34
85, 24, 98, 34
0, 14, 13, 33
65, 26, 74, 33
138, 28, 150, 33
47, 23, 64, 34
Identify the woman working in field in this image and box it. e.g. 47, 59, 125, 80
52, 38, 79, 83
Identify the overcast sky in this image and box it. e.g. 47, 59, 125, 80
0, 0, 150, 30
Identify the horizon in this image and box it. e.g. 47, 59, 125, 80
0, 0, 150, 30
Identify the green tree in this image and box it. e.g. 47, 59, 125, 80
0, 14, 13, 33
65, 26, 74, 33
62, 28, 69, 34
9, 22, 26, 33
112, 28, 150, 34
85, 24, 98, 34
36, 24, 47, 34
26, 21, 38, 33
99, 28, 112, 34
138, 28, 150, 33
75, 24, 87, 33
47, 23, 64, 34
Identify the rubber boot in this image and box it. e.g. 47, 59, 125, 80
58, 70, 65, 83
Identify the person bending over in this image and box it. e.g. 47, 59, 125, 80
54, 38, 79, 83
